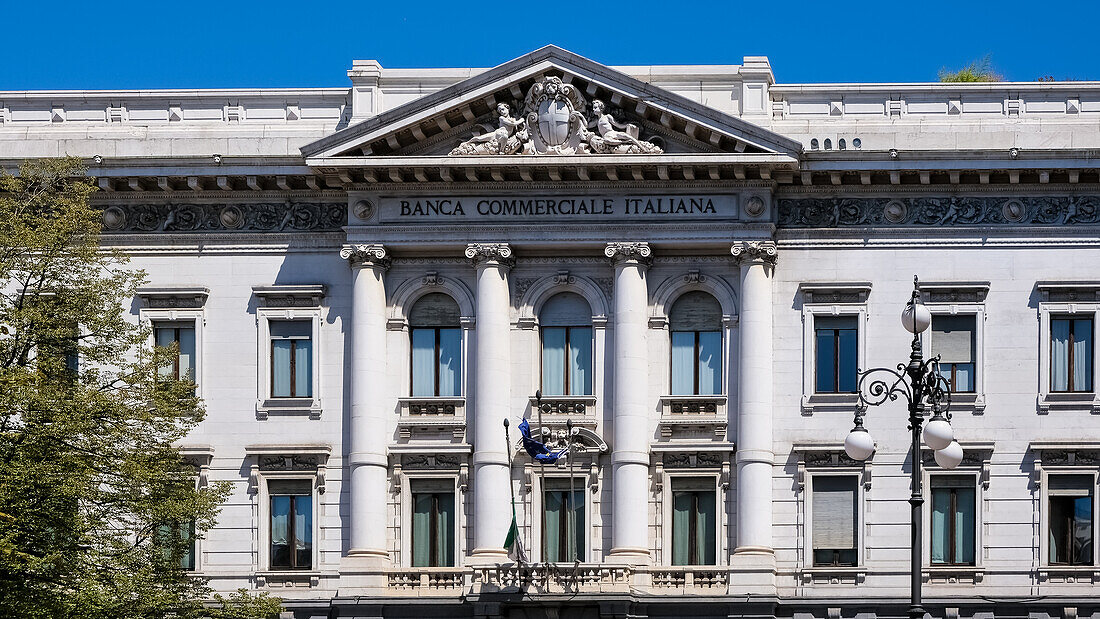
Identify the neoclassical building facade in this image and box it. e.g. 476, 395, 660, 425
5, 46, 1100, 618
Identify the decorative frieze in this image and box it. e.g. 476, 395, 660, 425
604, 242, 652, 265
799, 282, 872, 305
136, 286, 209, 309
730, 240, 778, 265
401, 453, 463, 470
340, 244, 391, 270
464, 242, 514, 267
252, 285, 326, 308
919, 282, 990, 304
777, 196, 1100, 228
98, 201, 346, 233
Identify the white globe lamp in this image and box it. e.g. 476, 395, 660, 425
934, 441, 964, 469
844, 427, 876, 461
901, 297, 932, 334
922, 414, 953, 450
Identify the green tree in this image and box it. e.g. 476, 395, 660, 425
938, 55, 1004, 82
0, 158, 281, 618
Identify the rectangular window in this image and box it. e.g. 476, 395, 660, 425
411, 328, 462, 397
1051, 317, 1093, 393
270, 321, 312, 398
931, 315, 975, 393
1049, 474, 1094, 566
541, 327, 592, 396
155, 323, 196, 382
671, 331, 723, 396
269, 479, 312, 570
543, 478, 584, 562
671, 478, 717, 566
930, 476, 976, 565
815, 316, 858, 393
410, 479, 455, 567
156, 519, 196, 571
812, 475, 858, 566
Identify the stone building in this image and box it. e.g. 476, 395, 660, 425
4, 45, 1100, 618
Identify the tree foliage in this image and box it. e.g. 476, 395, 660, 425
938, 55, 1004, 82
0, 158, 281, 618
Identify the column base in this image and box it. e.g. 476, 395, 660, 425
467, 548, 510, 566
605, 546, 651, 565
337, 552, 390, 591
729, 547, 777, 593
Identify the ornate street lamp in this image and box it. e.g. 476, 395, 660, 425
843, 276, 964, 619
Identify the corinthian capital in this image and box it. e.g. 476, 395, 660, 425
604, 242, 652, 266
731, 240, 777, 265
340, 244, 391, 270
465, 243, 514, 268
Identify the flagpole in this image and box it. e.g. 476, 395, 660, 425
503, 418, 526, 565
567, 417, 579, 579
535, 389, 546, 571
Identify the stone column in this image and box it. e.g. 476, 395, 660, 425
605, 242, 653, 564
465, 243, 514, 561
340, 243, 391, 563
730, 240, 777, 561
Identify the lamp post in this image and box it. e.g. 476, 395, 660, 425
843, 276, 964, 619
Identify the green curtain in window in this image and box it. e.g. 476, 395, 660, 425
544, 490, 563, 562
930, 488, 949, 563
672, 491, 692, 565
436, 492, 455, 567
695, 490, 716, 565
411, 493, 432, 567
955, 488, 975, 564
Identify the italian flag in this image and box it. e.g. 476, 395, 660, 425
504, 498, 527, 563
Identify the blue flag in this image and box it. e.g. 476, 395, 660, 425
518, 418, 567, 464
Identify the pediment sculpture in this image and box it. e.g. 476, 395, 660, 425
449, 75, 663, 156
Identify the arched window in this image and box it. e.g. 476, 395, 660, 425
409, 292, 462, 397
540, 292, 593, 396
669, 291, 723, 395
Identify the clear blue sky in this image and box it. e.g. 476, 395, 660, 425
4, 0, 1097, 90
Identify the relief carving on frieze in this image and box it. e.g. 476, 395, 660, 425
98, 202, 347, 233
777, 196, 1100, 228
449, 75, 662, 156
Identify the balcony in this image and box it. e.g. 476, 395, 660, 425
528, 395, 598, 429
472, 563, 632, 594
647, 566, 728, 592
386, 568, 466, 594
657, 395, 728, 442
396, 397, 466, 442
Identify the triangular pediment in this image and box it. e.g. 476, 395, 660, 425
302, 46, 802, 165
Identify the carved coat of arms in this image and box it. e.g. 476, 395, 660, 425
449, 75, 663, 156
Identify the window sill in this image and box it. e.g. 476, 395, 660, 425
798, 565, 867, 585
922, 565, 984, 584
946, 392, 986, 415
255, 570, 322, 588
256, 398, 321, 420
800, 393, 858, 416
1037, 566, 1100, 583
1037, 392, 1100, 415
